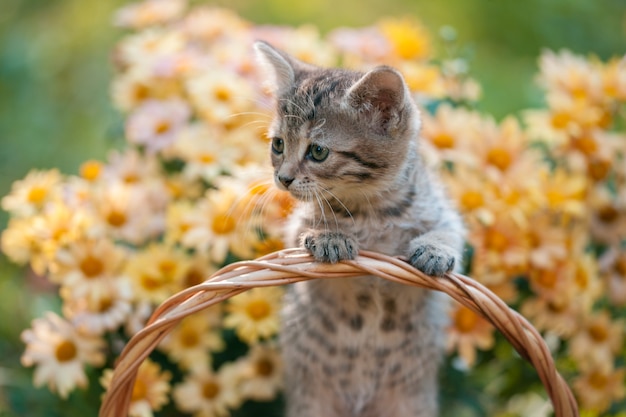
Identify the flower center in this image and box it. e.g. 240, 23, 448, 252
107, 210, 127, 227
587, 323, 608, 343
80, 255, 104, 278
214, 87, 231, 102
155, 120, 171, 135
199, 153, 216, 164
246, 300, 271, 321
27, 187, 47, 205
536, 269, 558, 289
80, 160, 103, 181
460, 190, 484, 211
202, 381, 220, 399
180, 328, 200, 348
454, 306, 478, 333
485, 229, 508, 252
588, 371, 608, 390
431, 133, 455, 149
131, 380, 147, 401
486, 147, 512, 171
212, 213, 236, 235
55, 339, 77, 363
255, 358, 274, 377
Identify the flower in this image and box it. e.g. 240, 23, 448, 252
124, 242, 190, 304
53, 238, 126, 294
378, 17, 431, 61
125, 98, 191, 152
21, 312, 105, 398
568, 311, 624, 372
173, 364, 243, 417
224, 287, 283, 345
101, 359, 172, 417
159, 312, 225, 371
185, 69, 254, 124
114, 0, 187, 29
573, 365, 626, 413
446, 304, 494, 367
62, 279, 133, 335
1, 169, 62, 217
235, 343, 283, 401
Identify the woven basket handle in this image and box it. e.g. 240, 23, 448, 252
99, 249, 579, 417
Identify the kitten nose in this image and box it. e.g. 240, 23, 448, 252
278, 175, 295, 189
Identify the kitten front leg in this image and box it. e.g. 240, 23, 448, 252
301, 230, 359, 263
408, 230, 460, 277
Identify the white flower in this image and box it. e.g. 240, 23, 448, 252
21, 312, 105, 398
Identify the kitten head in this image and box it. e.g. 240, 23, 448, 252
255, 41, 421, 205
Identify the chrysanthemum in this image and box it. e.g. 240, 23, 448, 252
113, 0, 187, 29
235, 343, 283, 401
179, 185, 258, 263
53, 238, 126, 294
62, 279, 133, 336
181, 7, 250, 42
537, 49, 604, 102
92, 181, 165, 246
378, 17, 431, 61
159, 312, 225, 372
115, 28, 185, 70
185, 69, 254, 124
573, 365, 625, 413
588, 185, 626, 246
173, 364, 243, 417
124, 242, 190, 304
164, 123, 234, 182
601, 56, 626, 101
446, 304, 494, 367
569, 311, 624, 372
520, 295, 583, 338
224, 287, 283, 345
254, 25, 337, 67
1, 217, 40, 267
1, 169, 62, 218
21, 312, 105, 399
101, 359, 172, 417
125, 98, 191, 153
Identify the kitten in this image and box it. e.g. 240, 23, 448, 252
255, 41, 465, 417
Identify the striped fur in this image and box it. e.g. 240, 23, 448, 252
255, 42, 465, 417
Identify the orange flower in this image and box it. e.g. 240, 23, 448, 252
446, 304, 494, 367
573, 365, 625, 413
569, 311, 624, 373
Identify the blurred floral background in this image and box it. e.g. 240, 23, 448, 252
1, 0, 625, 416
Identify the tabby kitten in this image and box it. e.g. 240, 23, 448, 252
255, 41, 465, 417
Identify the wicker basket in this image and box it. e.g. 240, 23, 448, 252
99, 249, 579, 417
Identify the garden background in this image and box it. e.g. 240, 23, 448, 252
1, 0, 625, 416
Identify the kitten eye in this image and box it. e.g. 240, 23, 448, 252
271, 137, 284, 154
309, 144, 330, 162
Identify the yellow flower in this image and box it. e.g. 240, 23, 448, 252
1, 169, 62, 217
540, 168, 588, 219
569, 311, 624, 373
446, 304, 494, 367
101, 359, 172, 417
21, 312, 105, 399
173, 364, 243, 417
185, 68, 254, 124
573, 365, 625, 414
235, 343, 283, 401
379, 17, 431, 61
224, 287, 283, 345
520, 295, 583, 338
125, 243, 190, 304
601, 57, 626, 101
159, 312, 225, 372
54, 238, 127, 294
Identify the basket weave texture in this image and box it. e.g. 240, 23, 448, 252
99, 249, 579, 417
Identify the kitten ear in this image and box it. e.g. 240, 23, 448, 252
346, 66, 409, 135
254, 41, 296, 96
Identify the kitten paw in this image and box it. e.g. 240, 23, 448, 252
302, 232, 358, 263
408, 240, 456, 277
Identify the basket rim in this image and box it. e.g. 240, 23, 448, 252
99, 248, 579, 417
